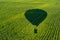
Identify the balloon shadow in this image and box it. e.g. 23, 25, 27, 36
25, 9, 47, 26
24, 9, 47, 33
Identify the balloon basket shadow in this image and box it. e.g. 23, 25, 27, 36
34, 28, 37, 34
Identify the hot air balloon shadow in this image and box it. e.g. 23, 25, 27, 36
24, 9, 47, 33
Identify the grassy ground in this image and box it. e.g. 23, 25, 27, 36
0, 2, 60, 40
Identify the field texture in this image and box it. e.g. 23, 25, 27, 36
0, 2, 60, 40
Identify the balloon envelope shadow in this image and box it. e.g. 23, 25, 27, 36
25, 9, 47, 33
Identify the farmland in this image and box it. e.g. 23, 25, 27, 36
0, 2, 60, 40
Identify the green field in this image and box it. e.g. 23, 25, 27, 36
0, 2, 60, 40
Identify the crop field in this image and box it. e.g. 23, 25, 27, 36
0, 2, 60, 40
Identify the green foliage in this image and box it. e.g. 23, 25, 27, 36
0, 2, 60, 40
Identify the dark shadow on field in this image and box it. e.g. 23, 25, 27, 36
25, 9, 47, 26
